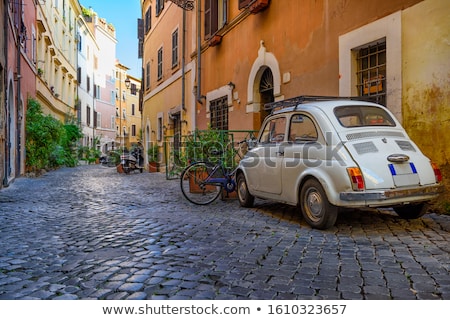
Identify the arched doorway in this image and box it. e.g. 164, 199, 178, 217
258, 67, 274, 125
247, 41, 281, 130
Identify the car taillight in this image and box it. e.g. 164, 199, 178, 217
431, 162, 442, 183
347, 167, 365, 191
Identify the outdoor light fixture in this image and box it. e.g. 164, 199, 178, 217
125, 77, 131, 89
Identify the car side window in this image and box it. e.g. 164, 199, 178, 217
288, 114, 318, 143
259, 117, 287, 144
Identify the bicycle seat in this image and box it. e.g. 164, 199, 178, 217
209, 149, 223, 156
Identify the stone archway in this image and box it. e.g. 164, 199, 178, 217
247, 41, 282, 128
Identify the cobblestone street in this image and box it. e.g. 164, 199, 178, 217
0, 165, 449, 300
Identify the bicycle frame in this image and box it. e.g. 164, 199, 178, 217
197, 161, 236, 193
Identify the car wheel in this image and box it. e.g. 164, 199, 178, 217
237, 173, 254, 207
393, 203, 428, 219
300, 179, 338, 229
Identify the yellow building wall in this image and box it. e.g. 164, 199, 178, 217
402, 0, 450, 166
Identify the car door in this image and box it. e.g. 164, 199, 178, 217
245, 116, 287, 195
281, 114, 321, 203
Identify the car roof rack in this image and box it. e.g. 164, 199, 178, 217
264, 95, 375, 113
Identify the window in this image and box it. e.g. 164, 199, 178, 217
131, 104, 136, 116
157, 47, 163, 80
78, 33, 82, 51
95, 112, 101, 128
288, 115, 318, 143
172, 29, 179, 68
86, 105, 91, 126
145, 7, 151, 33
156, 0, 164, 16
131, 83, 137, 95
210, 96, 228, 130
157, 116, 163, 141
111, 90, 115, 104
86, 75, 90, 92
146, 62, 150, 89
260, 117, 287, 144
111, 115, 115, 129
334, 105, 395, 128
205, 0, 227, 39
131, 124, 136, 137
356, 41, 386, 106
94, 84, 100, 99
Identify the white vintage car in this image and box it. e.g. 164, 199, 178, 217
235, 96, 443, 229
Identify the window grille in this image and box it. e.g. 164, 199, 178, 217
210, 96, 228, 130
356, 41, 386, 106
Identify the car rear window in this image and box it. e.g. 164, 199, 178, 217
334, 105, 396, 128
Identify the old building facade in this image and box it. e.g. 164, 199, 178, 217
2, 0, 37, 186
81, 9, 117, 154
140, 0, 449, 172
115, 62, 142, 151
36, 0, 78, 122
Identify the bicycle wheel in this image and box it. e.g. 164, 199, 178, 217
180, 162, 222, 205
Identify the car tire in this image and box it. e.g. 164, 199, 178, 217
237, 173, 254, 208
300, 179, 338, 229
393, 203, 428, 219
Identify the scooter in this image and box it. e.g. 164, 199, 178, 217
120, 146, 144, 174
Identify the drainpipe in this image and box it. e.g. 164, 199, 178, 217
3, 0, 9, 186
181, 9, 186, 112
16, 0, 23, 176
196, 0, 202, 105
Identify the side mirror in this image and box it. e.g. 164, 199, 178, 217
247, 138, 258, 150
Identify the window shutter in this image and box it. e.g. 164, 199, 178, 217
205, 0, 211, 38
205, 0, 219, 38
137, 18, 143, 40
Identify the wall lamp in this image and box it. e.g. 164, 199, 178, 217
227, 81, 235, 90
125, 77, 131, 89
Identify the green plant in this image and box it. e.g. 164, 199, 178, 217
147, 143, 159, 163
183, 128, 235, 168
26, 99, 83, 172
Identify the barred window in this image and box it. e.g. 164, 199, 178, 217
210, 96, 228, 130
356, 41, 386, 106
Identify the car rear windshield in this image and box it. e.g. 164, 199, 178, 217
334, 105, 396, 128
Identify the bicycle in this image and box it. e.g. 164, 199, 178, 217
180, 140, 248, 205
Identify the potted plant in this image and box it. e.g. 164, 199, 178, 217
147, 143, 159, 172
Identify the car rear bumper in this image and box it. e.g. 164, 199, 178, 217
340, 184, 444, 202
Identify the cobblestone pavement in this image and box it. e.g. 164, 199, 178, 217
0, 165, 449, 300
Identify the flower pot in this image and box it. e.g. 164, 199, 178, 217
189, 170, 217, 193
148, 162, 159, 172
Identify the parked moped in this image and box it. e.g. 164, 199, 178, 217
120, 145, 144, 174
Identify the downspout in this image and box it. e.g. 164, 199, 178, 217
196, 0, 202, 105
16, 0, 22, 176
3, 0, 9, 186
181, 9, 186, 112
